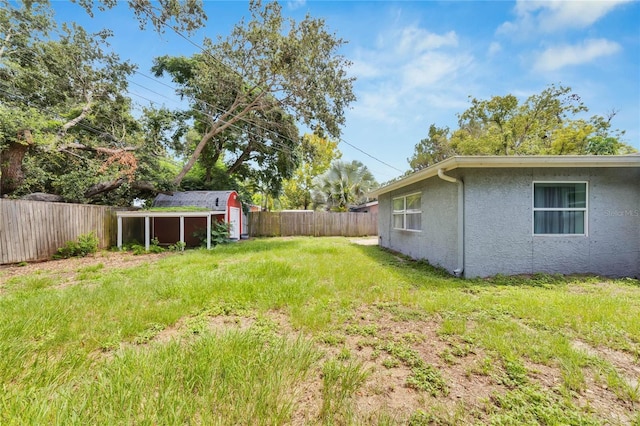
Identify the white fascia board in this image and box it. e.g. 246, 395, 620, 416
370, 155, 640, 198
116, 211, 225, 218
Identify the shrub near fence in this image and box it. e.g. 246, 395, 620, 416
0, 199, 114, 264
249, 211, 377, 237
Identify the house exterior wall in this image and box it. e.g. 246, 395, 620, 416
378, 166, 639, 278
462, 167, 639, 278
379, 177, 459, 272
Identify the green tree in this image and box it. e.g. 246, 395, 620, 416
72, 0, 207, 34
0, 1, 170, 204
408, 124, 451, 171
151, 0, 355, 187
281, 133, 341, 210
314, 160, 377, 212
407, 85, 636, 171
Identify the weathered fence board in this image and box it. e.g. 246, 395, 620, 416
0, 199, 115, 264
249, 211, 377, 237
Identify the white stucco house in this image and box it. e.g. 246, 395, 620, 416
369, 155, 640, 278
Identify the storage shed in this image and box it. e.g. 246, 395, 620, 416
115, 191, 243, 251
153, 191, 243, 245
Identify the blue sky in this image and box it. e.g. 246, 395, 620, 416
49, 0, 640, 183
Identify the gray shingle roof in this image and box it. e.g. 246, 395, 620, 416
153, 191, 234, 211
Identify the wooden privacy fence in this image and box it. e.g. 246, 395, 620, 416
249, 211, 378, 237
0, 199, 114, 264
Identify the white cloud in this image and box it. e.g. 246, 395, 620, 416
396, 27, 458, 54
402, 52, 473, 89
351, 89, 401, 124
348, 23, 473, 126
488, 42, 501, 56
499, 0, 633, 34
287, 0, 306, 10
534, 38, 621, 71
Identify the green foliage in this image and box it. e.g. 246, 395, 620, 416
167, 241, 186, 252
281, 133, 342, 209
53, 232, 98, 259
0, 2, 178, 204
320, 359, 370, 423
407, 84, 637, 171
383, 342, 449, 397
122, 237, 164, 255
193, 221, 231, 247
408, 124, 452, 171
151, 0, 354, 188
313, 160, 378, 211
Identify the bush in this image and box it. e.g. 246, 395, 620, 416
193, 221, 231, 247
54, 232, 99, 259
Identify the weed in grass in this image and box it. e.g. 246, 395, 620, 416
407, 409, 434, 425
18, 276, 54, 292
438, 314, 467, 337
489, 384, 600, 425
401, 332, 425, 344
184, 313, 209, 335
77, 264, 104, 274
208, 301, 249, 317
133, 323, 165, 345
499, 357, 529, 389
345, 323, 377, 337
320, 358, 371, 423
440, 349, 457, 366
559, 357, 587, 393
317, 332, 345, 346
407, 364, 449, 396
382, 357, 399, 368
383, 342, 449, 397
337, 347, 351, 361
374, 301, 425, 321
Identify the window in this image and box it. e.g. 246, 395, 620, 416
393, 193, 422, 231
533, 182, 587, 235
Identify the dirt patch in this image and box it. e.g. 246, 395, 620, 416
136, 304, 638, 424
350, 237, 379, 246
572, 340, 640, 389
0, 251, 173, 287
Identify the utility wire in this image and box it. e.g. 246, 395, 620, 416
4, 22, 406, 176
140, 12, 405, 175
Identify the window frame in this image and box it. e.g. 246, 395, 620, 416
392, 192, 422, 232
532, 181, 588, 236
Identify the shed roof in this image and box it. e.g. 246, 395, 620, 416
153, 191, 236, 211
370, 155, 640, 197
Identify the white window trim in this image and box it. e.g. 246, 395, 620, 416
532, 181, 588, 236
393, 192, 422, 232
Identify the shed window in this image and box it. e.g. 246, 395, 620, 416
533, 182, 587, 235
393, 193, 422, 231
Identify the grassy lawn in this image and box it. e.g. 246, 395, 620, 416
1, 237, 638, 425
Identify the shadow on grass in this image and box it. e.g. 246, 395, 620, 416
349, 240, 635, 289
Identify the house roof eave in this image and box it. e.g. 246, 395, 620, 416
369, 155, 640, 198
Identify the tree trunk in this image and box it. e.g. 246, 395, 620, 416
1, 129, 34, 195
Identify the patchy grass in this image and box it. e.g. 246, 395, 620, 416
0, 237, 638, 424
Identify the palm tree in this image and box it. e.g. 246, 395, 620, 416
314, 160, 378, 211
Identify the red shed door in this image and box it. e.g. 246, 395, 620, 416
229, 207, 240, 239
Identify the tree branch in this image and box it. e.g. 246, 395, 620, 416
59, 92, 93, 135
